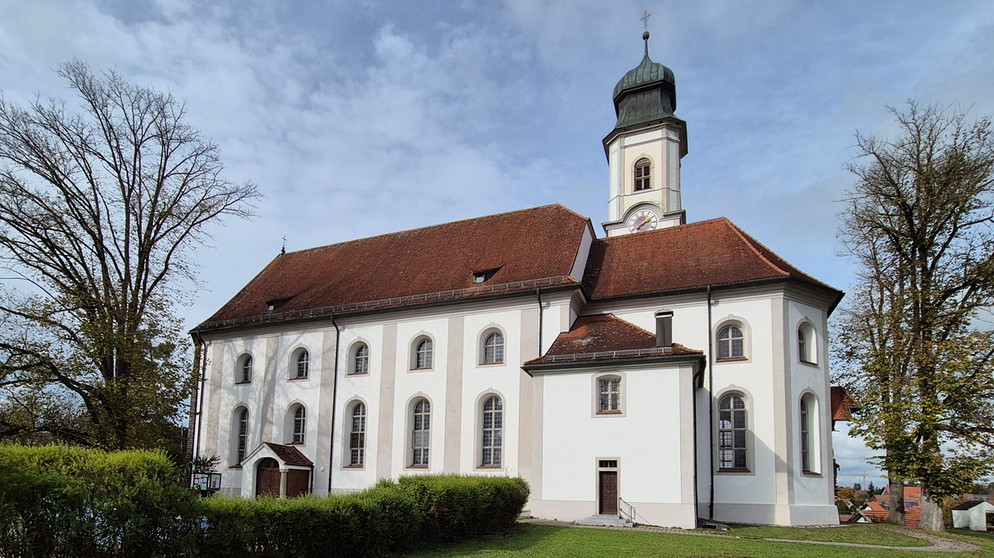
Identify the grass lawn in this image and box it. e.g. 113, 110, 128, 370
401, 523, 994, 558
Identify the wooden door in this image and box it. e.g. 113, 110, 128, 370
255, 458, 281, 497
285, 469, 310, 498
599, 471, 618, 514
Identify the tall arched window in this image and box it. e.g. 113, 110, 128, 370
481, 396, 503, 467
718, 394, 748, 471
234, 407, 249, 465
634, 157, 651, 191
351, 343, 369, 375
294, 349, 309, 379
483, 331, 504, 364
290, 404, 306, 444
798, 322, 817, 364
800, 397, 811, 472
237, 354, 253, 383
716, 324, 745, 360
411, 399, 430, 467
800, 393, 819, 473
413, 338, 433, 369
349, 402, 366, 467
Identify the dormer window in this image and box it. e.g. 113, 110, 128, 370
266, 297, 292, 312
472, 267, 500, 284
634, 158, 651, 191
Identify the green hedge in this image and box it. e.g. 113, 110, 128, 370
0, 445, 199, 558
196, 475, 529, 557
0, 446, 530, 558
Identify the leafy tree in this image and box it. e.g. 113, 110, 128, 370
0, 61, 257, 450
834, 102, 994, 530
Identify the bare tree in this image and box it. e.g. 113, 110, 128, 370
0, 60, 258, 450
835, 102, 994, 530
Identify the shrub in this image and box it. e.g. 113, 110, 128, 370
0, 444, 200, 558
0, 445, 530, 558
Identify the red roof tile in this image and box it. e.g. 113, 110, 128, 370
197, 205, 590, 330
831, 386, 858, 421
582, 218, 843, 304
524, 314, 703, 367
263, 443, 313, 467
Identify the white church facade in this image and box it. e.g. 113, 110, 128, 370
189, 35, 847, 528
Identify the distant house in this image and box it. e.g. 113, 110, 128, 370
951, 500, 994, 531
860, 486, 922, 528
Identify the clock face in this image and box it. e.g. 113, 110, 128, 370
627, 208, 659, 233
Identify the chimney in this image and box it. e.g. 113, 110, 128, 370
655, 311, 673, 348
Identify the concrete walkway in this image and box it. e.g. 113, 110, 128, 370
518, 518, 981, 553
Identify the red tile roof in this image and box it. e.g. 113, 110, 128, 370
196, 209, 842, 333
197, 205, 590, 330
830, 386, 858, 422
263, 443, 313, 467
524, 314, 703, 367
582, 217, 843, 305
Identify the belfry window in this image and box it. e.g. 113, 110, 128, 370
634, 158, 651, 191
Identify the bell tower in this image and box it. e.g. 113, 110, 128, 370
602, 28, 688, 237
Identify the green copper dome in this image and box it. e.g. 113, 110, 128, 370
603, 33, 686, 158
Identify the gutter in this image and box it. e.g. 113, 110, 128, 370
707, 285, 715, 521
190, 331, 208, 464
535, 287, 543, 355
327, 314, 341, 493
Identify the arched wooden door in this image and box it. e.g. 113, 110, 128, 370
255, 458, 281, 497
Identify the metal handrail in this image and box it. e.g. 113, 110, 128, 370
618, 497, 636, 526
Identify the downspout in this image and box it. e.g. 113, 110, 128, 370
191, 331, 208, 463
535, 288, 543, 354
707, 285, 715, 520
692, 358, 700, 525
327, 315, 341, 492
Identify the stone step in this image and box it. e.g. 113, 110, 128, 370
576, 514, 635, 528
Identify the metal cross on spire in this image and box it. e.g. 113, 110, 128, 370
640, 10, 652, 55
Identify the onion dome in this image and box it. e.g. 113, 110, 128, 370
603, 31, 687, 157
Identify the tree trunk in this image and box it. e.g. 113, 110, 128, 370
919, 491, 945, 531
888, 474, 905, 526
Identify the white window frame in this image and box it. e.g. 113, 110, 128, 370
480, 395, 503, 468
350, 342, 369, 375
717, 392, 751, 473
481, 329, 505, 365
347, 401, 366, 468
410, 398, 431, 468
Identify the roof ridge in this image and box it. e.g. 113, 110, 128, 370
283, 204, 581, 256
718, 219, 792, 279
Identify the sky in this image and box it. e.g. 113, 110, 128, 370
3, 0, 994, 488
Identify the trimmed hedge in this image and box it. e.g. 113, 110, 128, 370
0, 445, 200, 558
0, 446, 530, 558
196, 475, 529, 557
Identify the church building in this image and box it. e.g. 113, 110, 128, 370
189, 33, 846, 528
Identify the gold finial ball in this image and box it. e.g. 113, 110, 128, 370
643, 31, 650, 41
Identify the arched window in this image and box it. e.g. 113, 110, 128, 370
413, 337, 433, 370
634, 157, 651, 191
349, 402, 366, 467
718, 394, 748, 471
350, 343, 369, 375
411, 399, 430, 467
798, 322, 817, 364
483, 331, 504, 364
800, 393, 819, 473
290, 404, 306, 445
481, 395, 503, 467
237, 354, 253, 384
294, 349, 309, 379
716, 324, 745, 360
800, 397, 811, 472
234, 407, 249, 465
597, 376, 622, 413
